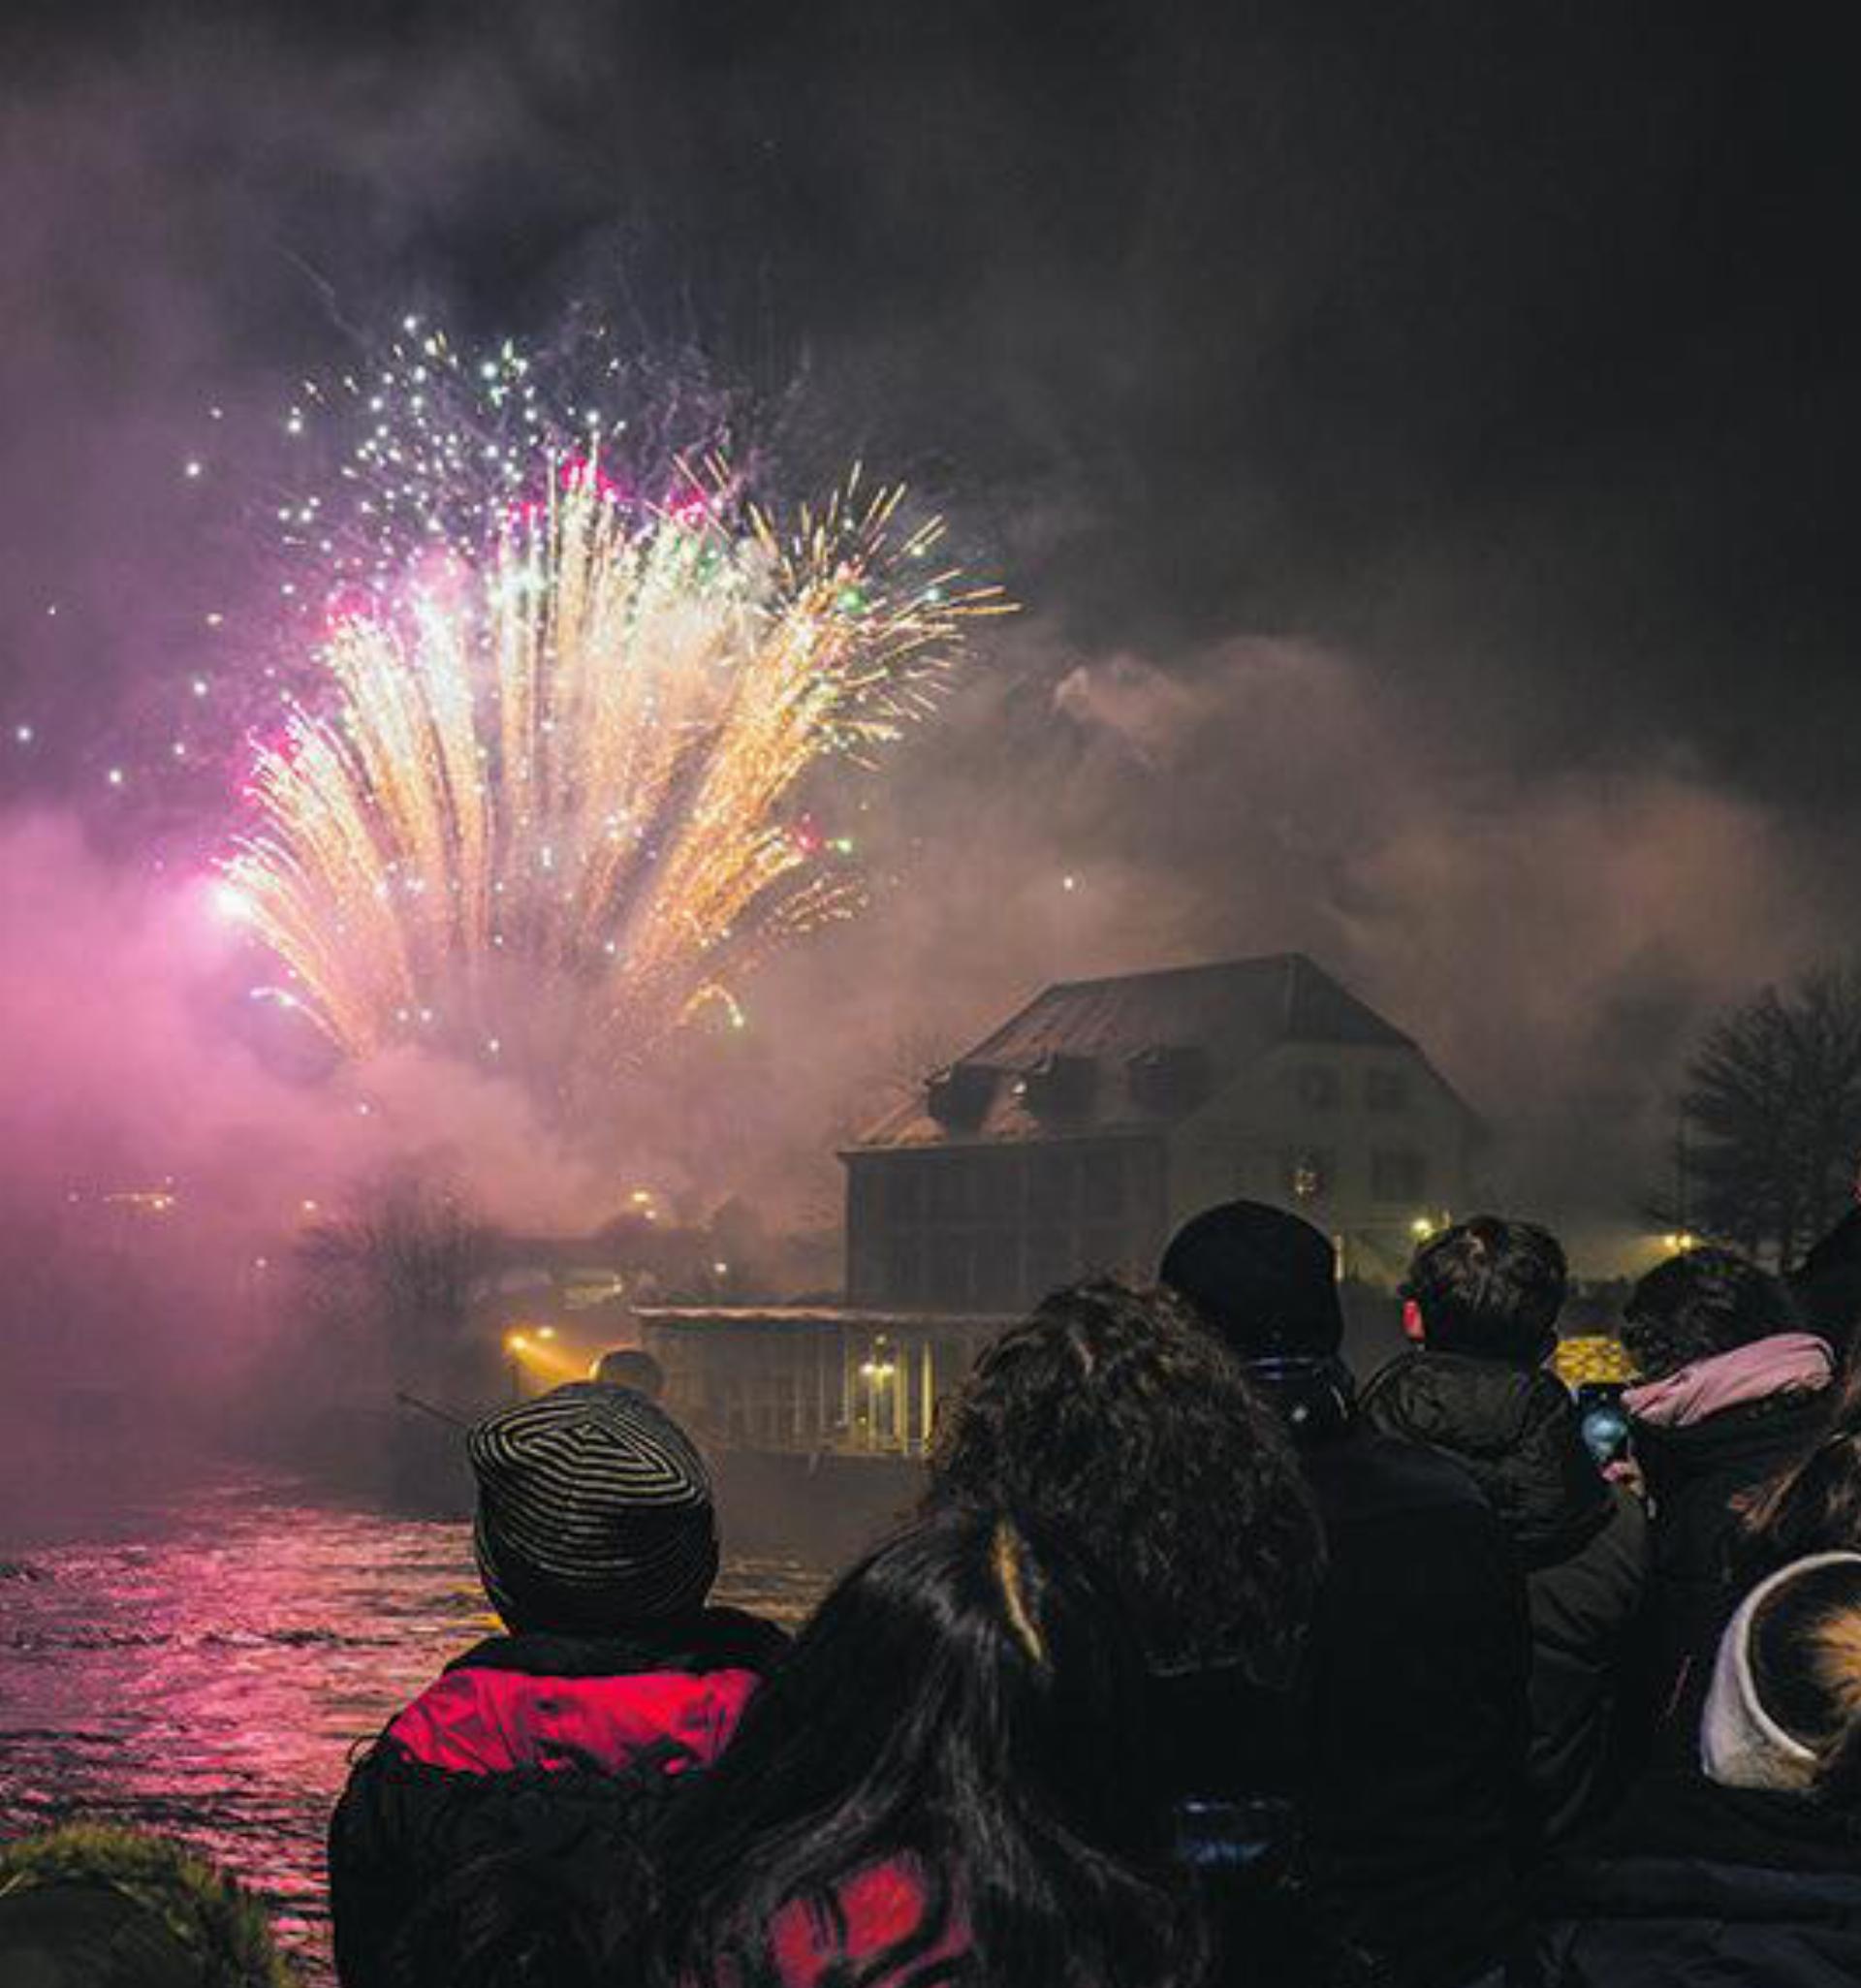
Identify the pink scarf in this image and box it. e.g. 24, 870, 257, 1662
1624, 1331, 1834, 1430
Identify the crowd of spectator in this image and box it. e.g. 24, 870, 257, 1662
7, 1198, 1861, 1986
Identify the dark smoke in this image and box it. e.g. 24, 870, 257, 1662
2, 0, 1857, 1333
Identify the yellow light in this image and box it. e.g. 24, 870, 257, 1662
535, 1326, 556, 1341
507, 1331, 529, 1352
1410, 1216, 1435, 1240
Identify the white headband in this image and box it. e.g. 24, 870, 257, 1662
1701, 1549, 1861, 1792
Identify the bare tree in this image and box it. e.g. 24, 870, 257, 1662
297, 1174, 493, 1385
1683, 963, 1861, 1265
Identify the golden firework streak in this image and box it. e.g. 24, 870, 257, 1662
224, 461, 1008, 1111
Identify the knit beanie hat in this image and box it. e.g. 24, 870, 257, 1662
1702, 1550, 1861, 1792
1159, 1200, 1346, 1360
469, 1381, 719, 1634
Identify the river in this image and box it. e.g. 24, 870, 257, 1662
0, 1467, 826, 1982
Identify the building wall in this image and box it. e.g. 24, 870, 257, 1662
845, 1135, 1169, 1312
1166, 1041, 1478, 1280
643, 1311, 1008, 1458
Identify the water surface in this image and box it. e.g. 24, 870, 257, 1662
0, 1468, 824, 1980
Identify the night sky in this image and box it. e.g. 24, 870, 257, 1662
2, 1, 1857, 1217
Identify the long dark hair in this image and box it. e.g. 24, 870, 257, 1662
652, 1507, 1207, 1988
929, 1278, 1322, 1682
1742, 1360, 1861, 1576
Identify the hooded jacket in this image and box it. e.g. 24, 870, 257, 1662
1361, 1352, 1648, 1841
327, 1608, 785, 1988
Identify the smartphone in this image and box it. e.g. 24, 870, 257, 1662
1576, 1381, 1631, 1468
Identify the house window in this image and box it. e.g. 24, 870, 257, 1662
1028, 1152, 1076, 1223
1024, 1229, 1074, 1304
883, 1162, 925, 1224
1285, 1149, 1335, 1203
1371, 1148, 1427, 1202
1296, 1065, 1342, 1110
972, 1232, 1020, 1310
885, 1235, 926, 1304
1080, 1148, 1125, 1221
927, 1156, 977, 1222
1367, 1069, 1409, 1112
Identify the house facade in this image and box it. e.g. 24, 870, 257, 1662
842, 953, 1482, 1308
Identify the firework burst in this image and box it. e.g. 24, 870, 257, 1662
221, 454, 1006, 1119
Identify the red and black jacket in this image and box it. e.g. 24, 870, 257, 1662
328, 1608, 785, 1988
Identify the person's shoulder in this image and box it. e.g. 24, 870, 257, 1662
1644, 1387, 1832, 1472
1314, 1419, 1497, 1520
690, 1605, 791, 1673
1550, 1766, 1861, 1883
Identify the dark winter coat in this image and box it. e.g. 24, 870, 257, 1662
1534, 1766, 1861, 1987
1293, 1418, 1533, 1988
1628, 1387, 1830, 1759
327, 1609, 785, 1988
1361, 1353, 1648, 1841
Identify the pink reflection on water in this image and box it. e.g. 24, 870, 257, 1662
0, 1469, 820, 1981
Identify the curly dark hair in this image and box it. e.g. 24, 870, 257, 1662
927, 1277, 1324, 1682
1623, 1246, 1803, 1383
1402, 1215, 1566, 1364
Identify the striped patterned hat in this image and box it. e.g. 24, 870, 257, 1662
468, 1381, 719, 1632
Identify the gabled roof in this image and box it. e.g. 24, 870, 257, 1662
966, 953, 1411, 1065
851, 953, 1427, 1152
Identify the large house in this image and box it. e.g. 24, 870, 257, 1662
638, 954, 1481, 1485
843, 953, 1482, 1307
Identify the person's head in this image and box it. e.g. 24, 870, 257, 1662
656, 1507, 1205, 1988
1703, 1552, 1861, 1803
929, 1277, 1322, 1682
589, 1347, 666, 1401
468, 1380, 717, 1635
0, 1826, 296, 1987
1793, 1210, 1861, 1351
1623, 1246, 1802, 1383
1159, 1200, 1345, 1363
1402, 1215, 1567, 1367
